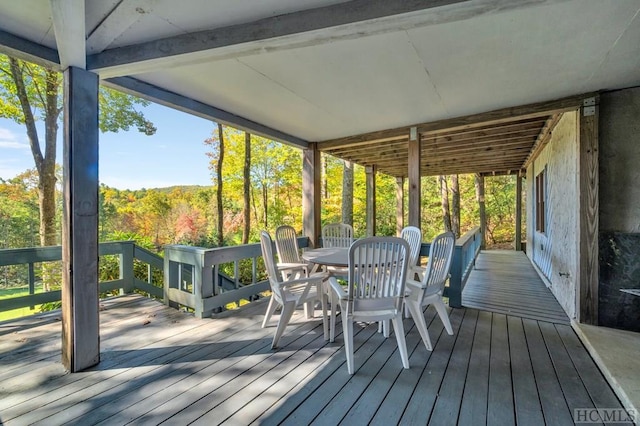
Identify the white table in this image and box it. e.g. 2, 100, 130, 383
301, 247, 349, 268
302, 247, 349, 342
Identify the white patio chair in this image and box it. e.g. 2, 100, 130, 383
404, 231, 456, 351
379, 225, 424, 336
260, 231, 328, 348
275, 225, 315, 320
275, 225, 310, 277
329, 236, 411, 374
321, 223, 354, 248
401, 226, 423, 277
320, 223, 354, 340
401, 225, 423, 320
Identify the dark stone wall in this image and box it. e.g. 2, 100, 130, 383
598, 232, 640, 331
598, 88, 640, 331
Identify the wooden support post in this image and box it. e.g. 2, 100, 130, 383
578, 97, 599, 325
303, 143, 321, 248
61, 67, 99, 372
365, 165, 376, 236
475, 174, 487, 250
396, 177, 404, 236
515, 174, 522, 251
408, 127, 421, 228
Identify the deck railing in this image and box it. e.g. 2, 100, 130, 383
0, 241, 163, 313
447, 226, 482, 307
1, 229, 481, 319
163, 237, 310, 318
164, 229, 483, 318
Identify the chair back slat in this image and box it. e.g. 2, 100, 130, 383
260, 231, 284, 301
275, 225, 302, 264
322, 223, 354, 248
422, 231, 456, 290
347, 237, 409, 316
400, 226, 422, 268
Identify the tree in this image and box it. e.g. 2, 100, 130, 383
215, 124, 225, 246
341, 160, 354, 226
475, 173, 486, 249
451, 174, 461, 237
439, 175, 452, 232
242, 132, 251, 244
0, 55, 155, 248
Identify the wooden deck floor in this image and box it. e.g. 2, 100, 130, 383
462, 250, 570, 324
1, 291, 623, 425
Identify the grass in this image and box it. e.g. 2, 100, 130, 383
0, 285, 44, 322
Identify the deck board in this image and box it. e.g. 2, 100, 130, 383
0, 252, 624, 426
462, 250, 570, 324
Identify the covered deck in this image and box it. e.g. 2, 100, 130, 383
0, 254, 623, 425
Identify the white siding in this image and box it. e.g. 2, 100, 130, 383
526, 111, 579, 318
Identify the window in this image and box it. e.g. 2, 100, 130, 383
535, 168, 546, 233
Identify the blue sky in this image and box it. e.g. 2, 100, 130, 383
0, 103, 217, 190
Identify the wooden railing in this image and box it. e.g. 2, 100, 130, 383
447, 226, 482, 307
0, 241, 163, 313
163, 237, 310, 318
1, 228, 481, 318
164, 229, 482, 318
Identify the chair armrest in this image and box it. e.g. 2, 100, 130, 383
277, 262, 308, 272
279, 274, 325, 289
406, 278, 426, 290
328, 277, 348, 299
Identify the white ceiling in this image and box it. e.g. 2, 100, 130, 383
1, 0, 639, 144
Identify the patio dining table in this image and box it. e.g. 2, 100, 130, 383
301, 247, 349, 268
302, 247, 349, 342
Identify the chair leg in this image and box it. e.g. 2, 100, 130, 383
406, 299, 432, 351
391, 315, 410, 369
321, 293, 329, 341
433, 298, 453, 335
343, 314, 355, 374
262, 296, 277, 328
378, 320, 390, 338
330, 292, 338, 343
271, 301, 296, 349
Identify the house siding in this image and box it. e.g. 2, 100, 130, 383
598, 87, 640, 332
526, 111, 579, 319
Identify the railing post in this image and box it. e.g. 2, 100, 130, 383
120, 242, 135, 294
198, 251, 213, 318
164, 249, 179, 309
448, 245, 463, 308
28, 262, 35, 309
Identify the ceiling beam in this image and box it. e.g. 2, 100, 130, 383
0, 29, 59, 68
521, 113, 563, 168
87, 0, 469, 75
87, 0, 565, 77
103, 76, 308, 149
86, 0, 155, 54
50, 0, 86, 69
319, 92, 591, 150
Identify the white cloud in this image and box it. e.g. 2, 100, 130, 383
0, 127, 28, 150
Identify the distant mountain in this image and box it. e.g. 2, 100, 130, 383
152, 185, 212, 194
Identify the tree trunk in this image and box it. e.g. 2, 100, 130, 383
475, 173, 487, 249
322, 154, 328, 199
451, 174, 460, 237
439, 175, 452, 232
216, 123, 224, 247
341, 160, 354, 226
9, 59, 61, 247
9, 60, 61, 291
262, 182, 268, 229
242, 132, 251, 244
